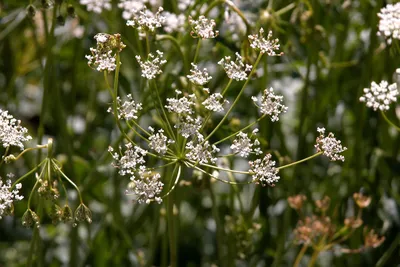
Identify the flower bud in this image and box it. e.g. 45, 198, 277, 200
62, 204, 73, 223
74, 203, 92, 223
26, 5, 36, 19
22, 209, 40, 228
288, 194, 307, 210
51, 204, 63, 224
353, 193, 371, 209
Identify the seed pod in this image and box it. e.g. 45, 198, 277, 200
26, 5, 36, 19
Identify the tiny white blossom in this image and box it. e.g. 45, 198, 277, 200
189, 15, 219, 39
166, 93, 196, 114
377, 3, 400, 44
136, 50, 167, 79
111, 143, 148, 176
218, 52, 252, 81
0, 176, 24, 219
315, 127, 347, 162
187, 63, 212, 85
230, 132, 253, 158
0, 109, 32, 150
126, 7, 165, 32
186, 135, 219, 164
127, 170, 163, 204
359, 81, 398, 111
252, 87, 288, 122
248, 28, 283, 56
175, 116, 202, 138
115, 94, 143, 120
202, 93, 229, 112
148, 128, 174, 154
118, 0, 147, 20
163, 12, 185, 33
249, 154, 280, 186
80, 0, 111, 14
86, 50, 116, 72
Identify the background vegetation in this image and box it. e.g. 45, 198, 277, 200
0, 0, 399, 266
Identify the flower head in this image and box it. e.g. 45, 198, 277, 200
166, 91, 196, 114
109, 144, 148, 176
114, 94, 143, 120
377, 3, 400, 44
315, 127, 347, 162
248, 153, 280, 186
127, 170, 164, 204
136, 50, 167, 79
288, 194, 307, 210
0, 175, 24, 219
187, 63, 212, 85
230, 132, 254, 158
248, 28, 283, 56
252, 87, 288, 122
86, 33, 125, 72
189, 15, 219, 39
218, 52, 252, 81
364, 228, 385, 248
175, 116, 202, 138
185, 135, 219, 164
359, 81, 398, 111
0, 109, 32, 150
148, 128, 174, 155
118, 0, 147, 20
126, 7, 166, 32
80, 0, 111, 14
202, 93, 228, 112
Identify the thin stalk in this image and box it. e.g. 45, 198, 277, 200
293, 245, 308, 267
193, 39, 201, 63
52, 160, 83, 203
308, 250, 320, 267
381, 111, 400, 132
221, 78, 233, 96
156, 34, 189, 74
275, 3, 296, 16
153, 81, 177, 140
277, 152, 323, 170
167, 164, 179, 267
162, 164, 181, 198
11, 160, 45, 189
204, 53, 263, 141
10, 145, 48, 162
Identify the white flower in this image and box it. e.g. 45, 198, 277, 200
86, 50, 116, 72
178, 0, 192, 11
248, 28, 283, 56
252, 87, 288, 122
148, 128, 174, 154
230, 132, 253, 158
218, 52, 252, 81
0, 175, 24, 219
187, 63, 212, 85
189, 15, 219, 39
126, 7, 165, 32
186, 135, 219, 164
165, 92, 196, 114
136, 50, 167, 79
175, 116, 202, 138
315, 127, 347, 162
118, 0, 147, 20
80, 0, 111, 13
202, 93, 229, 112
359, 81, 398, 111
163, 12, 185, 33
0, 109, 32, 150
111, 143, 148, 176
115, 94, 143, 120
248, 154, 280, 186
377, 3, 400, 44
127, 170, 163, 204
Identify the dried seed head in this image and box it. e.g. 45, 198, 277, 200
75, 203, 92, 223
315, 196, 330, 212
22, 209, 40, 228
288, 194, 307, 210
344, 217, 363, 229
353, 193, 371, 208
62, 204, 74, 223
364, 228, 385, 248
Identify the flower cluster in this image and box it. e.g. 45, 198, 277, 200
377, 2, 400, 44
315, 127, 347, 162
0, 175, 23, 219
189, 16, 219, 39
118, 0, 147, 20
248, 153, 280, 186
86, 33, 126, 72
126, 7, 166, 32
294, 215, 333, 245
136, 51, 167, 79
163, 12, 185, 33
185, 135, 220, 164
218, 53, 252, 81
187, 63, 212, 85
0, 109, 32, 150
114, 94, 143, 120
359, 80, 398, 111
248, 28, 283, 56
230, 132, 261, 158
148, 128, 174, 155
165, 91, 196, 114
202, 93, 229, 112
252, 87, 288, 122
80, 0, 111, 14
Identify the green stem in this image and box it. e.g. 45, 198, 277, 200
11, 160, 45, 189
162, 164, 181, 198
52, 160, 83, 203
11, 145, 48, 162
153, 81, 177, 140
277, 152, 323, 170
275, 3, 296, 16
193, 38, 201, 63
214, 114, 267, 145
156, 34, 189, 74
221, 78, 233, 96
204, 53, 263, 141
381, 110, 400, 132
293, 245, 308, 267
308, 250, 320, 267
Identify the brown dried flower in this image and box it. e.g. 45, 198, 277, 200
315, 196, 331, 212
353, 193, 371, 208
344, 217, 363, 229
364, 228, 385, 248
288, 194, 307, 210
